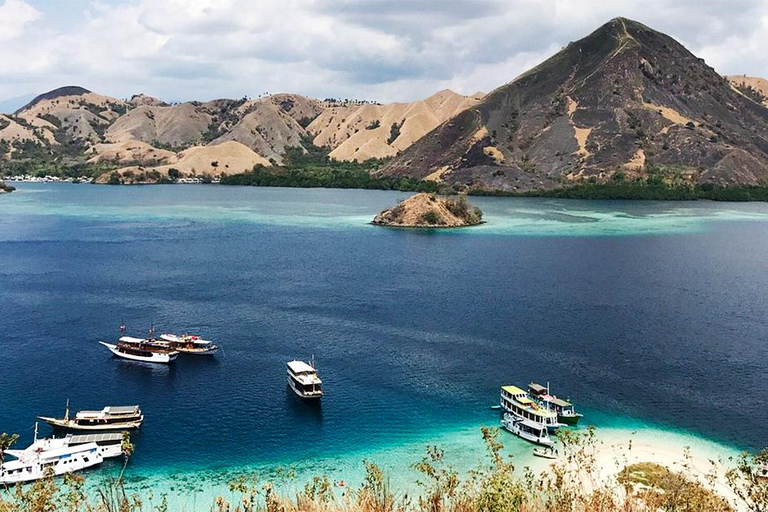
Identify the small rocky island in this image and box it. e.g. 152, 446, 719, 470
373, 193, 483, 228
0, 180, 15, 194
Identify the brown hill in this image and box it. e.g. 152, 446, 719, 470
378, 18, 768, 192
96, 141, 271, 184
309, 90, 481, 162
727, 76, 768, 108
372, 193, 483, 228
16, 89, 127, 145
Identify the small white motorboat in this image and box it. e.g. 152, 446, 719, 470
533, 447, 558, 459
100, 341, 178, 363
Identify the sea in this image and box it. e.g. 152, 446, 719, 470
1, 183, 766, 508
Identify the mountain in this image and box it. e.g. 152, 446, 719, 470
727, 76, 768, 108
309, 90, 481, 162
377, 18, 768, 192
12, 86, 127, 147
0, 93, 35, 115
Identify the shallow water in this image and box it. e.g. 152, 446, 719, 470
1, 184, 766, 506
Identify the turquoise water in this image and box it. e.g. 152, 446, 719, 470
1, 183, 766, 508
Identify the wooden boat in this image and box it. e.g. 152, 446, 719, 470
287, 360, 323, 399
100, 340, 178, 363
39, 402, 143, 431
500, 413, 554, 447
159, 333, 220, 355
528, 382, 583, 426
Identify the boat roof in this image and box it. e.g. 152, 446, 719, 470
545, 396, 572, 407
518, 418, 547, 431
528, 383, 547, 393
104, 405, 140, 414
68, 433, 124, 444
77, 405, 139, 417
6, 442, 99, 463
119, 336, 146, 344
287, 360, 317, 373
501, 385, 526, 395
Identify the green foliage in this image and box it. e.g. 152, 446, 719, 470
388, 121, 403, 145
420, 209, 444, 225
366, 119, 381, 130
444, 196, 483, 224
222, 136, 438, 192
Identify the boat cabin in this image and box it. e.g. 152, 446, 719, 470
287, 360, 323, 398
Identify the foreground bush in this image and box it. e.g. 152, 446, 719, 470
1, 427, 765, 512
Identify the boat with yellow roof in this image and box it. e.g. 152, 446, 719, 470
499, 385, 562, 433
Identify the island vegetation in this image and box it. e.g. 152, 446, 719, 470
221, 138, 438, 193
1, 428, 767, 512
373, 193, 483, 228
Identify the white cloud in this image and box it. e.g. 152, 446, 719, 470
1, 0, 768, 104
0, 0, 40, 41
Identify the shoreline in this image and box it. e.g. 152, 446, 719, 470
66, 420, 747, 511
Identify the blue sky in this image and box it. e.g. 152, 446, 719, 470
1, 0, 767, 106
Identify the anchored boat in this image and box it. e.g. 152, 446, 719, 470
287, 360, 323, 399
39, 402, 143, 431
500, 413, 554, 447
500, 385, 561, 433
528, 382, 583, 426
100, 339, 178, 363
0, 441, 103, 484
159, 333, 220, 355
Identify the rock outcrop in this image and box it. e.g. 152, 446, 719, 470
373, 193, 483, 228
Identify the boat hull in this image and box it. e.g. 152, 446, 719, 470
100, 341, 177, 363
38, 416, 143, 431
533, 448, 558, 459
558, 414, 582, 426
501, 417, 554, 447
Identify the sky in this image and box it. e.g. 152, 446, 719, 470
1, 0, 767, 107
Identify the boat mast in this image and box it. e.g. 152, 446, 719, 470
64, 398, 70, 421
33, 421, 38, 443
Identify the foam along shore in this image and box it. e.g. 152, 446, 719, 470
372, 193, 483, 228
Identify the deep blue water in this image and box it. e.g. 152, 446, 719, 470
1, 183, 768, 476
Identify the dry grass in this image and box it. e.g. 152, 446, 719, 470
2, 428, 766, 512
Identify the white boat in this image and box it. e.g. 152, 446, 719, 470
100, 341, 178, 363
39, 402, 143, 431
500, 385, 562, 433
287, 360, 323, 399
0, 439, 104, 484
159, 333, 220, 355
533, 447, 558, 459
7, 432, 125, 461
501, 413, 554, 447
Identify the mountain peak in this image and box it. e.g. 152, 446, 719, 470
18, 86, 91, 113
378, 18, 768, 192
